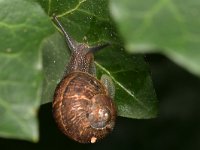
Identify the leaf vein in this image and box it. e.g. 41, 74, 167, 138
48, 0, 52, 15
57, 0, 87, 18
134, 0, 167, 37
95, 62, 150, 111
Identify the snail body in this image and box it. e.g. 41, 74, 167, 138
52, 16, 117, 143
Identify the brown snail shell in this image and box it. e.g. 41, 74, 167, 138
53, 72, 116, 143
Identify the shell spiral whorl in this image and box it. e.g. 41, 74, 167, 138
53, 72, 116, 143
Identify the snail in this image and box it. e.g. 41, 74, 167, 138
52, 15, 117, 143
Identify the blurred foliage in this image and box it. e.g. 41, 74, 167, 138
0, 0, 54, 141
110, 0, 200, 76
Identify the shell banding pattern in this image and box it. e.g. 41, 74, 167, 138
53, 71, 116, 143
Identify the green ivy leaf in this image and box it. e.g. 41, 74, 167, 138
0, 0, 158, 142
110, 0, 200, 76
39, 0, 157, 119
0, 0, 54, 141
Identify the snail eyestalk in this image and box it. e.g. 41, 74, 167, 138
52, 14, 77, 52
87, 43, 110, 54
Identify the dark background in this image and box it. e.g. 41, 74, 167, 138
1, 54, 200, 150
